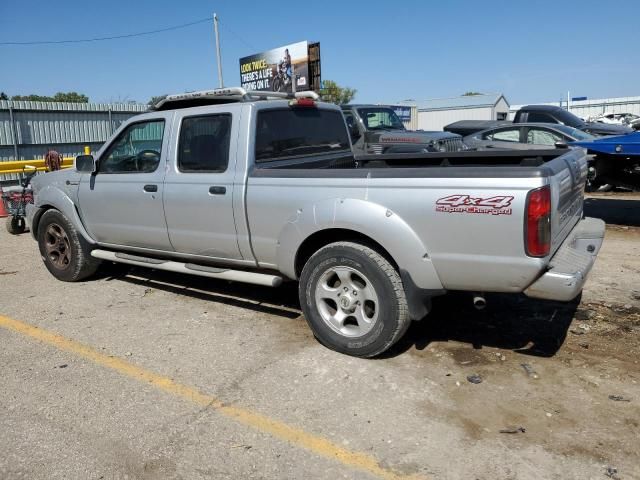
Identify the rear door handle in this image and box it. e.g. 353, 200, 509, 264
209, 186, 226, 195
144, 184, 158, 192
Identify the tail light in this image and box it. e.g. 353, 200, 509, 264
289, 98, 316, 107
525, 185, 551, 257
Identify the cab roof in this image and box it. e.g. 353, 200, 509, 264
152, 87, 320, 111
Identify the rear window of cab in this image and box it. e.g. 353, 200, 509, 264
255, 108, 350, 162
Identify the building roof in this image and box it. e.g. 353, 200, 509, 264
0, 99, 148, 113
415, 93, 509, 112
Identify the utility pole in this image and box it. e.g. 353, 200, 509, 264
291, 63, 296, 94
213, 13, 224, 88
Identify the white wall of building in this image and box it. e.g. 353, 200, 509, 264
403, 106, 419, 130
510, 96, 640, 121
494, 97, 510, 120
418, 106, 492, 131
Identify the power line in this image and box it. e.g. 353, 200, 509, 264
218, 19, 258, 52
0, 17, 212, 46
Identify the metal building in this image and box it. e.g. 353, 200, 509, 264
0, 100, 148, 163
413, 94, 510, 131
510, 96, 640, 121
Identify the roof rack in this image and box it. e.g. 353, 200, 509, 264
152, 87, 320, 110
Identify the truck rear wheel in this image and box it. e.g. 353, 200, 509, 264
299, 241, 410, 358
37, 209, 101, 282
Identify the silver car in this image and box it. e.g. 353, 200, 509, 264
464, 123, 596, 150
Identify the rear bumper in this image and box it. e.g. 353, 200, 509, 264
524, 217, 605, 302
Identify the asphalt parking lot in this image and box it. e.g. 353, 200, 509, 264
1, 193, 639, 480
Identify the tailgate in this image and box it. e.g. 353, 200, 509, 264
548, 148, 589, 255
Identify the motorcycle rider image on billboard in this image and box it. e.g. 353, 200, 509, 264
239, 41, 310, 93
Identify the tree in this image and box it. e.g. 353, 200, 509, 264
52, 92, 89, 103
0, 92, 8, 100
462, 91, 483, 96
148, 94, 168, 106
319, 80, 356, 105
11, 94, 53, 102
11, 91, 89, 103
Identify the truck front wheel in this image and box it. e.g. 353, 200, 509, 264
299, 242, 410, 358
37, 209, 101, 282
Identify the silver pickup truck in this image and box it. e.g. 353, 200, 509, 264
27, 87, 605, 358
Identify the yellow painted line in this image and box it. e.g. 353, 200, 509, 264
0, 314, 424, 480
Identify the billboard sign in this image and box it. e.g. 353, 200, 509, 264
239, 41, 311, 93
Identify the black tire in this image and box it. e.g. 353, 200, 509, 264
6, 216, 26, 235
37, 209, 101, 282
299, 241, 410, 358
272, 76, 284, 92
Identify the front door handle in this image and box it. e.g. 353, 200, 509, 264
144, 184, 158, 192
209, 186, 226, 195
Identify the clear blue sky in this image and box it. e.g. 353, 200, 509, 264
1, 0, 639, 105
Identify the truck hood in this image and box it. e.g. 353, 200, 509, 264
581, 122, 633, 136
30, 168, 81, 195
570, 131, 640, 155
367, 129, 459, 145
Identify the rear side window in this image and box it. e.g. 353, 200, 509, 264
484, 128, 520, 142
178, 114, 231, 172
255, 108, 350, 162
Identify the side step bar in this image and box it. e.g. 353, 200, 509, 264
90, 249, 283, 287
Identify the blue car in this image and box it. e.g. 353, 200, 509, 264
571, 132, 640, 191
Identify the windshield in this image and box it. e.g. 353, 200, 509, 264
553, 109, 585, 128
553, 124, 595, 141
357, 108, 405, 130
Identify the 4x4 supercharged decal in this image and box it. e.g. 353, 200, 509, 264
436, 195, 514, 215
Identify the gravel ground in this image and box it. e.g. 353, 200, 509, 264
0, 193, 638, 480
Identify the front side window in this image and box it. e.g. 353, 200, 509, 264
255, 108, 350, 162
178, 114, 231, 172
527, 128, 563, 146
100, 120, 165, 173
484, 128, 520, 142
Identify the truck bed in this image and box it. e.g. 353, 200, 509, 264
251, 149, 575, 177
247, 147, 587, 293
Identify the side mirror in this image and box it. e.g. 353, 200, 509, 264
75, 154, 97, 173
554, 141, 568, 149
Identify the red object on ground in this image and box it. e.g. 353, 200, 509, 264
0, 187, 8, 218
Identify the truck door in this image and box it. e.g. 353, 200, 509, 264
163, 110, 242, 260
78, 117, 173, 250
